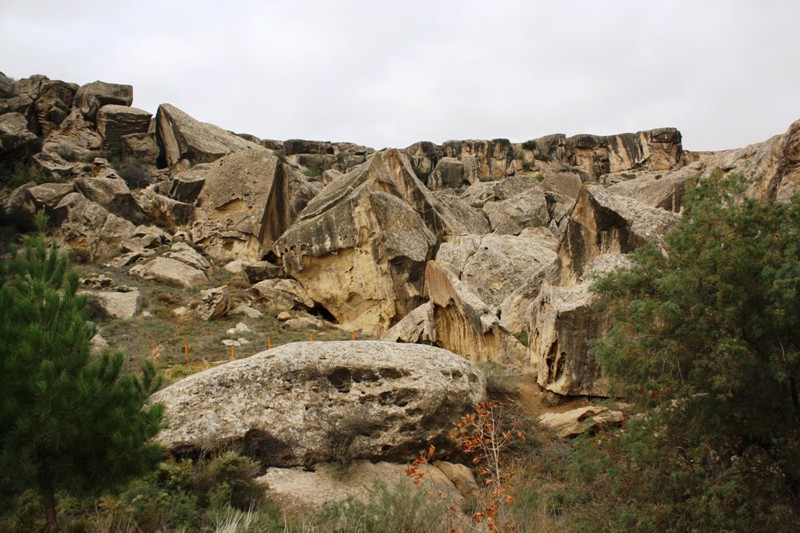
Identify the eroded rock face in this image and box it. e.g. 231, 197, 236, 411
73, 81, 133, 122
529, 184, 678, 396
73, 172, 143, 222
155, 103, 260, 170
83, 287, 142, 320
274, 150, 454, 334
96, 104, 151, 145
54, 192, 136, 261
151, 341, 486, 466
191, 149, 306, 261
538, 405, 624, 438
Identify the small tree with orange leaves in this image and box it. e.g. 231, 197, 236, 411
407, 401, 523, 532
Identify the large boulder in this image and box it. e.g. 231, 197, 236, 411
275, 149, 472, 334
529, 185, 678, 396
606, 161, 704, 212
129, 242, 210, 288
0, 112, 38, 161
96, 104, 152, 145
538, 405, 624, 438
435, 231, 557, 309
33, 79, 78, 136
83, 287, 142, 319
155, 103, 260, 170
73, 171, 143, 221
190, 149, 309, 261
482, 185, 550, 234
73, 81, 133, 122
54, 192, 137, 261
150, 341, 486, 466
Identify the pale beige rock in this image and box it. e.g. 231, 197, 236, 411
83, 288, 142, 319
167, 166, 207, 203
381, 301, 435, 344
150, 341, 486, 466
54, 192, 136, 261
163, 242, 212, 272
248, 279, 315, 311
197, 286, 230, 321
145, 190, 193, 227
31, 151, 77, 181
259, 461, 467, 513
483, 185, 550, 235
24, 182, 75, 217
555, 184, 678, 287
606, 162, 704, 212
275, 149, 482, 334
73, 172, 143, 221
428, 157, 466, 190
155, 103, 261, 169
424, 261, 526, 363
129, 256, 208, 288
191, 149, 306, 261
435, 231, 557, 308
538, 405, 624, 438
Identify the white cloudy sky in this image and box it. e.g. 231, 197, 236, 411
2, 0, 798, 151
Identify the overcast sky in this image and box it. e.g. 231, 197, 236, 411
2, 0, 798, 151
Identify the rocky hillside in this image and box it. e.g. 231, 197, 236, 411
2, 72, 799, 402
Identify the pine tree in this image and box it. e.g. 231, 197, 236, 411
0, 218, 164, 533
580, 174, 800, 530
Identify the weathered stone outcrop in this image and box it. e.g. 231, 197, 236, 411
83, 287, 142, 320
129, 242, 211, 288
96, 104, 151, 145
73, 172, 143, 221
73, 81, 133, 122
482, 185, 549, 234
197, 286, 230, 321
538, 405, 624, 438
275, 149, 472, 334
0, 112, 38, 161
435, 231, 558, 309
145, 191, 194, 227
247, 279, 315, 311
529, 185, 678, 396
155, 103, 260, 170
605, 161, 704, 212
190, 149, 308, 261
150, 341, 486, 466
422, 261, 526, 363
54, 192, 137, 260
33, 79, 78, 136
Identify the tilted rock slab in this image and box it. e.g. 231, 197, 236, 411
275, 149, 474, 334
191, 149, 311, 261
529, 185, 678, 396
151, 341, 486, 467
54, 192, 136, 261
155, 103, 260, 170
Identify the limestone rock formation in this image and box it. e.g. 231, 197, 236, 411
150, 341, 486, 466
54, 192, 137, 261
0, 112, 38, 161
529, 185, 678, 396
96, 104, 151, 145
155, 103, 260, 170
247, 279, 315, 312
538, 405, 625, 438
73, 81, 133, 122
274, 150, 453, 334
197, 286, 230, 321
129, 242, 211, 288
83, 287, 142, 320
190, 149, 308, 261
73, 172, 143, 221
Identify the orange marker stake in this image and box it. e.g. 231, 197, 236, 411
231, 344, 236, 360
268, 337, 272, 350
184, 342, 190, 364
310, 334, 314, 342
351, 331, 356, 341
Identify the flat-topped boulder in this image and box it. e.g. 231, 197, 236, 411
150, 341, 486, 467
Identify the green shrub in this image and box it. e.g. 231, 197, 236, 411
314, 478, 450, 533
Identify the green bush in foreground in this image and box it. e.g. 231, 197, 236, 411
0, 217, 164, 532
573, 173, 800, 531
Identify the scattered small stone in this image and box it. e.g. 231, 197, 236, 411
277, 311, 292, 322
